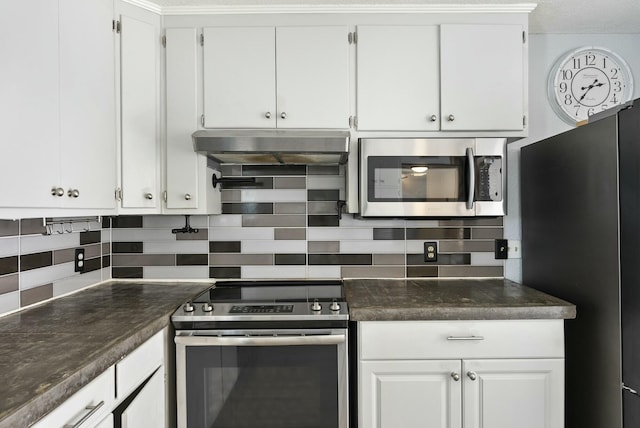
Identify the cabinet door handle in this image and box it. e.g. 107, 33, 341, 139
280, 112, 287, 119
467, 371, 477, 381
63, 401, 105, 428
265, 111, 271, 119
184, 193, 192, 201
51, 187, 64, 197
67, 189, 80, 198
450, 372, 460, 381
429, 114, 437, 122
144, 192, 153, 200
446, 335, 485, 341
448, 114, 455, 122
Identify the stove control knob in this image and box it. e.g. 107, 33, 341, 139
330, 300, 340, 312
311, 299, 322, 312
202, 303, 213, 312
183, 302, 195, 313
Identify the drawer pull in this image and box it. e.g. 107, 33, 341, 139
63, 401, 105, 428
446, 335, 485, 341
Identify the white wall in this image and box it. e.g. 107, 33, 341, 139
505, 33, 640, 282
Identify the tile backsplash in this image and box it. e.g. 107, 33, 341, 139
0, 218, 111, 316
111, 165, 504, 280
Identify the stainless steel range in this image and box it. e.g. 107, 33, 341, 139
171, 280, 349, 428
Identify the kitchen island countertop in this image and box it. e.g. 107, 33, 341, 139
344, 278, 576, 321
0, 280, 212, 428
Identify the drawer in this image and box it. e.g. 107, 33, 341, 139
32, 366, 114, 428
116, 330, 165, 400
358, 320, 565, 360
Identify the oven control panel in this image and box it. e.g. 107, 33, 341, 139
229, 305, 294, 314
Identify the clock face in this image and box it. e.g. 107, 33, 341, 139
548, 47, 634, 124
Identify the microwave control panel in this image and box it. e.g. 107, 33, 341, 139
476, 157, 502, 201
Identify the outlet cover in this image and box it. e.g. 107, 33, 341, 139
74, 248, 85, 273
494, 239, 508, 259
424, 241, 438, 262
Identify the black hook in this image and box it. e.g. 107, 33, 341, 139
171, 215, 199, 234
337, 200, 347, 220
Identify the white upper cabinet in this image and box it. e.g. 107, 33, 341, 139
203, 25, 350, 129
59, 0, 117, 210
440, 24, 524, 131
119, 13, 160, 211
356, 26, 440, 131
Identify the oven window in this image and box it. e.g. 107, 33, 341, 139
185, 345, 339, 428
367, 156, 467, 202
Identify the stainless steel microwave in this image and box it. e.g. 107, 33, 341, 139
359, 138, 506, 217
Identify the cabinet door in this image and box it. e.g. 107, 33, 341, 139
59, 0, 117, 209
0, 0, 61, 209
463, 359, 564, 428
203, 27, 276, 128
165, 28, 199, 209
360, 360, 462, 428
440, 24, 524, 131
276, 26, 350, 129
121, 367, 166, 428
120, 15, 159, 210
356, 26, 439, 131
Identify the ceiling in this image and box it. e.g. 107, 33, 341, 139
145, 0, 640, 34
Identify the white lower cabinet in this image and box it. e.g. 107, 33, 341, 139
33, 330, 167, 428
358, 320, 565, 428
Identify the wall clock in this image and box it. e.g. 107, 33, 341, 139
548, 46, 634, 125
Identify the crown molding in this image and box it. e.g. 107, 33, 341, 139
123, 2, 537, 16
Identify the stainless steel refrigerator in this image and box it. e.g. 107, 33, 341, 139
521, 99, 640, 428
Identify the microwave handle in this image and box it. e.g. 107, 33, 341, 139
466, 147, 475, 210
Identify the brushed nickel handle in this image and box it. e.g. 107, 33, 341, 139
63, 401, 105, 428
184, 193, 192, 201
175, 334, 345, 347
446, 335, 484, 341
280, 112, 287, 119
429, 114, 437, 122
466, 147, 475, 210
265, 112, 272, 119
451, 372, 460, 381
467, 371, 477, 381
67, 189, 80, 198
51, 187, 64, 197
144, 192, 153, 200
448, 114, 455, 122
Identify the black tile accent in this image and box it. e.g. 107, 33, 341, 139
221, 177, 274, 189
222, 203, 274, 215
112, 242, 144, 253
20, 252, 53, 272
308, 189, 340, 201
102, 255, 111, 268
308, 215, 339, 227
439, 217, 503, 227
406, 266, 439, 277
80, 230, 101, 245
113, 267, 143, 278
242, 165, 306, 176
406, 253, 471, 266
308, 254, 372, 265
111, 216, 143, 228
83, 257, 102, 274
20, 218, 46, 235
0, 256, 18, 275
373, 228, 405, 240
275, 254, 307, 265
177, 254, 209, 266
0, 220, 19, 237
102, 217, 112, 228
406, 228, 471, 240
210, 241, 241, 253
210, 267, 241, 278
308, 165, 339, 175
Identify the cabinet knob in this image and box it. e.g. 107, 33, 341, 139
67, 189, 80, 198
451, 372, 460, 382
448, 114, 455, 122
51, 187, 64, 197
467, 371, 477, 381
265, 112, 272, 119
280, 112, 287, 119
429, 114, 437, 122
144, 193, 153, 200
184, 193, 192, 201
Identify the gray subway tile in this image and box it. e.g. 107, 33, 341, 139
0, 220, 19, 237
222, 190, 242, 202
274, 177, 306, 189
275, 254, 306, 265
439, 217, 503, 227
274, 228, 306, 240
438, 240, 495, 253
177, 254, 209, 266
112, 242, 144, 254
84, 244, 102, 259
406, 228, 470, 240
80, 231, 101, 245
0, 274, 19, 295
112, 267, 143, 278
0, 256, 18, 275
210, 267, 241, 278
274, 203, 306, 214
111, 254, 175, 267
102, 242, 111, 255
308, 215, 339, 227
308, 241, 340, 253
20, 218, 46, 235
222, 203, 273, 214
242, 165, 306, 176
341, 266, 405, 278
406, 266, 439, 278
308, 201, 338, 215
176, 229, 209, 240
209, 253, 273, 266
308, 189, 339, 201
308, 254, 372, 265
373, 228, 405, 240
471, 228, 504, 240
308, 165, 340, 175
221, 164, 242, 176
20, 283, 53, 306
53, 248, 75, 265
210, 241, 241, 253
373, 254, 405, 265
242, 215, 306, 228
20, 252, 52, 272
406, 253, 471, 266
438, 266, 503, 277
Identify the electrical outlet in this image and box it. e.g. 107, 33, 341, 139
424, 241, 438, 262
495, 239, 508, 259
74, 248, 85, 273
507, 240, 521, 259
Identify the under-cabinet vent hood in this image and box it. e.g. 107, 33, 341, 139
192, 129, 350, 165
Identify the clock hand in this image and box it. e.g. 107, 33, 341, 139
579, 79, 603, 101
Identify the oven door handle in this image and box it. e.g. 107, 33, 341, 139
466, 147, 475, 210
175, 334, 346, 347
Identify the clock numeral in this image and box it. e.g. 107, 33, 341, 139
613, 81, 622, 92
559, 82, 568, 93
587, 108, 595, 117
573, 58, 581, 69
574, 105, 581, 117
611, 68, 619, 79
585, 54, 596, 66
564, 94, 573, 105
603, 58, 608, 69
562, 69, 574, 80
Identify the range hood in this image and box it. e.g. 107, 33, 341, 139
192, 129, 351, 165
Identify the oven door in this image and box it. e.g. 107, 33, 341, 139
360, 138, 505, 217
175, 329, 348, 428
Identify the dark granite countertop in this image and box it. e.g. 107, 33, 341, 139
344, 278, 576, 321
0, 281, 212, 428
